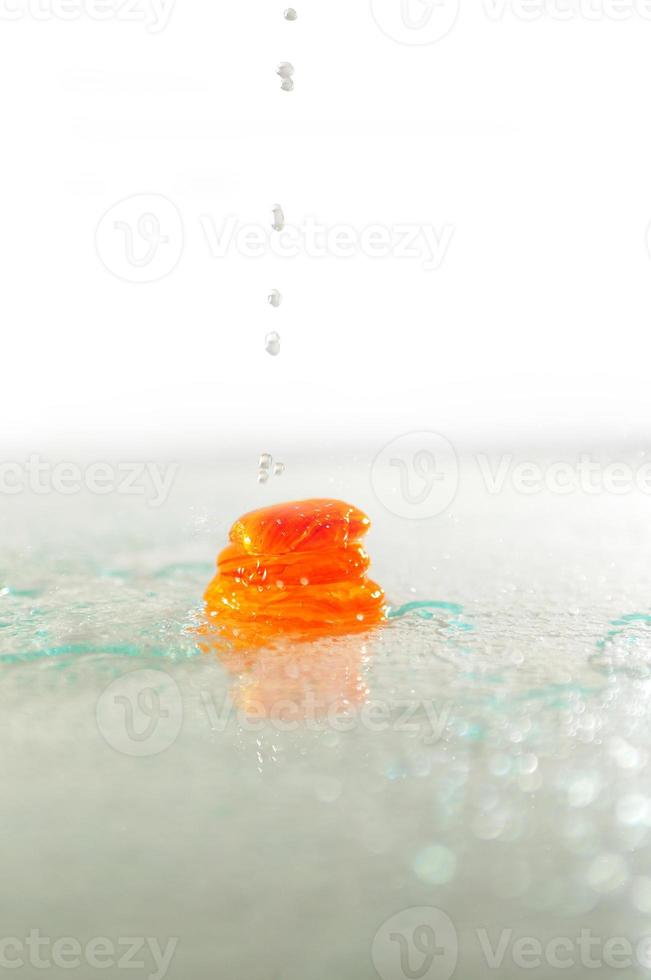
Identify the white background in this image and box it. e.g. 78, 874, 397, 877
2, 0, 651, 456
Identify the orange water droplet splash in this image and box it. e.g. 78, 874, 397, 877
203, 499, 387, 649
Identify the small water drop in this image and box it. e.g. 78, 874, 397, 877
271, 204, 285, 232
284, 7, 297, 20
257, 453, 285, 482
277, 63, 294, 92
268, 289, 282, 308
265, 331, 281, 357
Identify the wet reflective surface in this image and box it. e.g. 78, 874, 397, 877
2, 458, 651, 978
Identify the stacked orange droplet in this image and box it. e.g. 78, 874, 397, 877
204, 499, 386, 649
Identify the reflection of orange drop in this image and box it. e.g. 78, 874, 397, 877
218, 638, 371, 722
203, 499, 387, 649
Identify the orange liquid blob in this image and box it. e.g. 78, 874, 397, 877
203, 499, 387, 649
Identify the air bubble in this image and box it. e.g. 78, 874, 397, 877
265, 332, 281, 357
284, 8, 297, 20
273, 461, 285, 475
259, 453, 273, 470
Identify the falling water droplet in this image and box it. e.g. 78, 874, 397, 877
265, 332, 281, 357
271, 204, 285, 232
284, 8, 297, 20
268, 289, 282, 308
257, 454, 286, 483
277, 63, 294, 92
